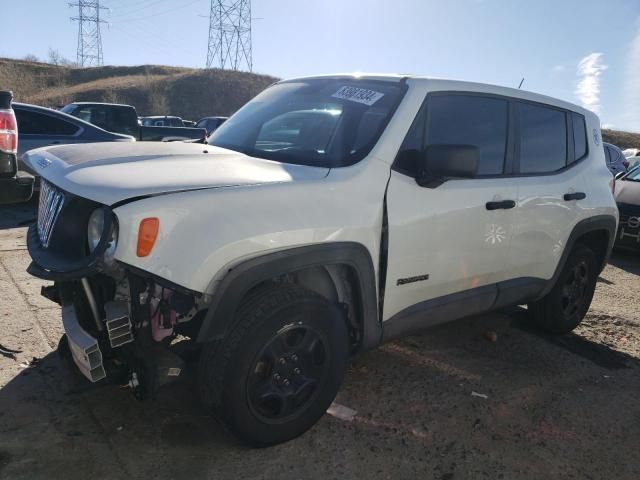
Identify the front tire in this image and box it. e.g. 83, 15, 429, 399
528, 244, 598, 334
198, 284, 349, 447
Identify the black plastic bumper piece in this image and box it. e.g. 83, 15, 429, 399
27, 224, 101, 281
0, 171, 34, 204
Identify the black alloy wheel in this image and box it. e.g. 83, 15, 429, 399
247, 324, 329, 423
198, 284, 349, 447
561, 259, 590, 317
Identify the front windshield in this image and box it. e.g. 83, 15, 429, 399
208, 78, 406, 167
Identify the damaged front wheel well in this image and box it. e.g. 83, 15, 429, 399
196, 243, 380, 351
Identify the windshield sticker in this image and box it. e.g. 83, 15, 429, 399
332, 86, 384, 106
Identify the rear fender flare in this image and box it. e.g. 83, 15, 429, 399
536, 214, 617, 299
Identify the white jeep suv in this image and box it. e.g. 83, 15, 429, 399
23, 75, 618, 446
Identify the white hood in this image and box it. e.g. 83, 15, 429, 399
23, 142, 329, 205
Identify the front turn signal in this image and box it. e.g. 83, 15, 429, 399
137, 217, 159, 257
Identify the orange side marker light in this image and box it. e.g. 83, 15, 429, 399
137, 217, 159, 257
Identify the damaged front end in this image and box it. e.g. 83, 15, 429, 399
28, 180, 204, 398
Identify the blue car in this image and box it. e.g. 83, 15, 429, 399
14, 102, 134, 178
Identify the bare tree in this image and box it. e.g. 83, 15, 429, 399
23, 54, 40, 62
48, 48, 63, 66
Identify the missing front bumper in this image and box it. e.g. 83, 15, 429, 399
61, 303, 106, 382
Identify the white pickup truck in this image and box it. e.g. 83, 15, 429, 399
21, 74, 617, 446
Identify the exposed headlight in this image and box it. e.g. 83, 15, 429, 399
87, 208, 118, 259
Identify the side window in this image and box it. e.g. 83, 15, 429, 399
76, 106, 108, 131
610, 146, 622, 165
571, 112, 587, 162
604, 146, 612, 164
517, 103, 567, 174
110, 108, 137, 135
15, 109, 79, 135
426, 95, 508, 175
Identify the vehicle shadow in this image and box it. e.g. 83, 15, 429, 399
0, 197, 37, 230
608, 250, 640, 275
1, 309, 639, 479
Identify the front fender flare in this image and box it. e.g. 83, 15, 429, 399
197, 242, 381, 350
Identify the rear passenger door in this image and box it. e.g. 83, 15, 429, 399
383, 93, 519, 322
509, 103, 589, 281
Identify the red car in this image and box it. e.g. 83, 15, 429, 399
0, 90, 34, 204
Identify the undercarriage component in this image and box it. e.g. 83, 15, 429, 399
40, 285, 61, 305
81, 277, 103, 332
61, 303, 106, 382
104, 300, 134, 348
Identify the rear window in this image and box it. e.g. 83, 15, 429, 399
15, 108, 79, 136
518, 103, 567, 174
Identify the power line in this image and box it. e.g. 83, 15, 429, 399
108, 0, 177, 19
206, 0, 252, 72
70, 1, 108, 67
113, 0, 202, 22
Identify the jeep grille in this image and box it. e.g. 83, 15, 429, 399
37, 180, 65, 248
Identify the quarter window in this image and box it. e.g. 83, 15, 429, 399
518, 103, 567, 174
572, 112, 587, 162
426, 95, 508, 175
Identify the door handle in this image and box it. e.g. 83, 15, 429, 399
563, 192, 586, 201
485, 200, 516, 210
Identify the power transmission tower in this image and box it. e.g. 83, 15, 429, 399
206, 0, 252, 72
70, 1, 107, 67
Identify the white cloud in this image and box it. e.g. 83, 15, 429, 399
551, 64, 565, 73
623, 21, 640, 131
575, 52, 607, 114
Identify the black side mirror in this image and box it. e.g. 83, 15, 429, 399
416, 144, 479, 187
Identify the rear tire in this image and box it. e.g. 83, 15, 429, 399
198, 284, 349, 447
528, 244, 597, 334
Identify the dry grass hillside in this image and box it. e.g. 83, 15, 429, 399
0, 57, 277, 119
2, 57, 640, 145
602, 129, 640, 150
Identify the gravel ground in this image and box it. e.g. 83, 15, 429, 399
1, 199, 639, 480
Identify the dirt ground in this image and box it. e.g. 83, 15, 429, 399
1, 199, 639, 480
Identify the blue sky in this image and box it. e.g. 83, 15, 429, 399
3, 0, 640, 131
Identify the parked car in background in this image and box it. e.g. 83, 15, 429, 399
195, 116, 227, 135
604, 142, 627, 176
0, 91, 33, 204
14, 103, 135, 178
61, 103, 206, 142
141, 116, 185, 127
621, 147, 640, 169
614, 164, 640, 251
60, 102, 139, 136
623, 148, 640, 159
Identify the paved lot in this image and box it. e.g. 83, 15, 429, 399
1, 199, 639, 480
